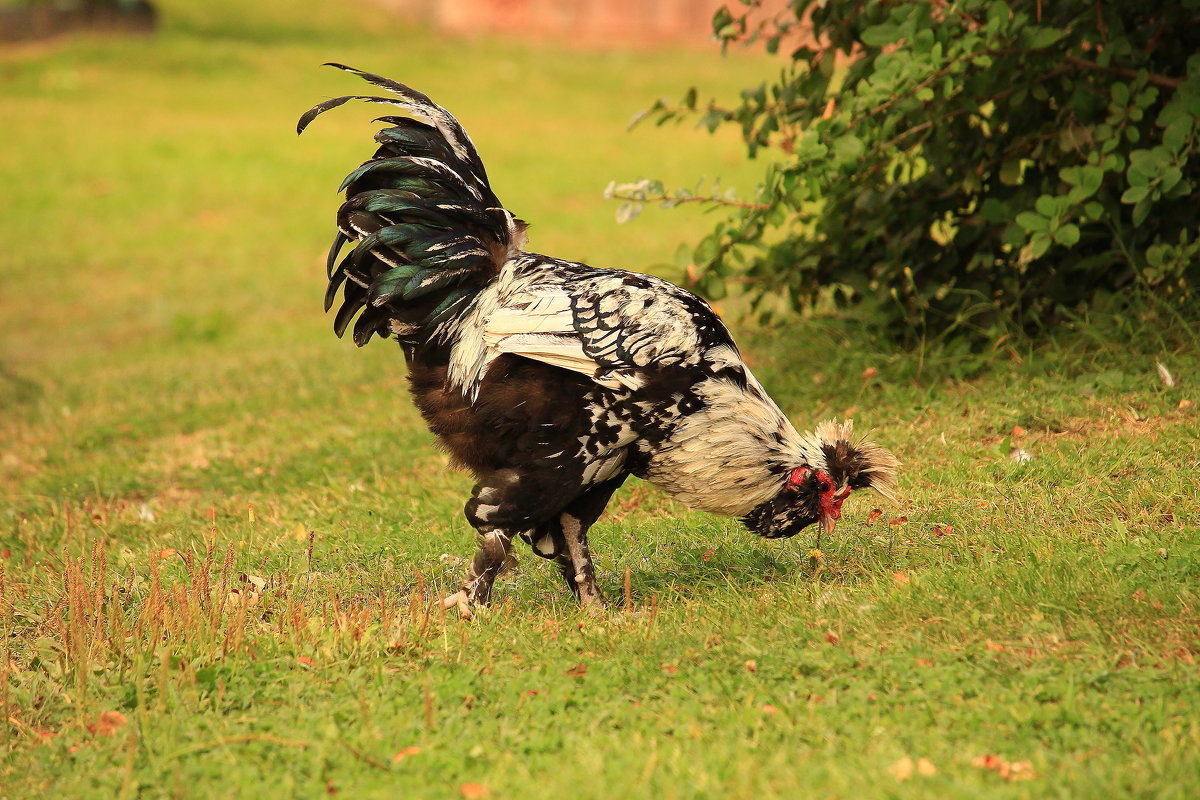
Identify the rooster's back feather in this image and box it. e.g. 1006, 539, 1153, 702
298, 64, 525, 348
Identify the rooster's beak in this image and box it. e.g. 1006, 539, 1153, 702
820, 514, 838, 543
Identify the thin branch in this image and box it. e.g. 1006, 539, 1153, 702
1064, 55, 1182, 90
610, 192, 770, 212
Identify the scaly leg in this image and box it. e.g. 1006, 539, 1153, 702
551, 476, 626, 607
559, 511, 604, 608
441, 527, 514, 619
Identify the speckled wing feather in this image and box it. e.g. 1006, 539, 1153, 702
482, 269, 729, 390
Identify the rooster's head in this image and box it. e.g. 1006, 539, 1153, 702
742, 420, 899, 541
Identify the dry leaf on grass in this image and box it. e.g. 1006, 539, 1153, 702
889, 756, 914, 781
973, 754, 1037, 781
564, 663, 588, 678
889, 756, 936, 781
392, 746, 421, 763
460, 783, 489, 799
86, 710, 127, 737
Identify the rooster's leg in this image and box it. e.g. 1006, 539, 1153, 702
559, 512, 603, 607
553, 476, 626, 607
441, 527, 514, 619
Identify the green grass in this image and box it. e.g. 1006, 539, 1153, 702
2, 11, 1199, 800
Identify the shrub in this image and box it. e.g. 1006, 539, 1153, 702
619, 1, 1200, 346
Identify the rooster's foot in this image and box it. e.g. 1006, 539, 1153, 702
440, 589, 474, 620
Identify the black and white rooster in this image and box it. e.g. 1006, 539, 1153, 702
299, 65, 899, 616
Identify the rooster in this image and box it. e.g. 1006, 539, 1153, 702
299, 65, 899, 616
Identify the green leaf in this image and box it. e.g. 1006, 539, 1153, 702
833, 134, 865, 163
1024, 26, 1063, 48
860, 24, 903, 47
1065, 165, 1104, 203
1111, 82, 1130, 107
980, 197, 1009, 224
1120, 185, 1150, 204
1029, 232, 1052, 258
1054, 224, 1080, 247
1016, 211, 1048, 232
1132, 196, 1152, 226
1163, 119, 1192, 153
999, 159, 1023, 186
1035, 194, 1057, 217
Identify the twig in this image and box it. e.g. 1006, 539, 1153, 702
609, 191, 769, 212
1063, 55, 1181, 90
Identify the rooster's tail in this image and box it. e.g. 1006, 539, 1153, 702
299, 64, 525, 346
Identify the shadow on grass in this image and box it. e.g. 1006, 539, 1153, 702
0, 360, 43, 406
615, 542, 819, 600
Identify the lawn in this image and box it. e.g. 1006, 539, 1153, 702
1, 6, 1198, 799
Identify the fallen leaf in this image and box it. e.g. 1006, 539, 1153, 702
892, 571, 910, 585
824, 631, 840, 645
297, 656, 315, 667
889, 516, 908, 526
744, 659, 758, 673
761, 704, 778, 715
460, 783, 489, 799
1131, 588, 1146, 602
86, 710, 127, 737
861, 366, 879, 380
1011, 424, 1027, 437
932, 524, 953, 537
564, 663, 588, 678
973, 754, 1037, 781
392, 746, 421, 763
0, 549, 9, 559
662, 664, 678, 675
916, 757, 937, 776
1179, 398, 1193, 410
158, 548, 176, 560
984, 641, 1005, 652
867, 508, 883, 523
702, 547, 715, 562
915, 657, 935, 668
240, 573, 267, 593
889, 756, 914, 781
